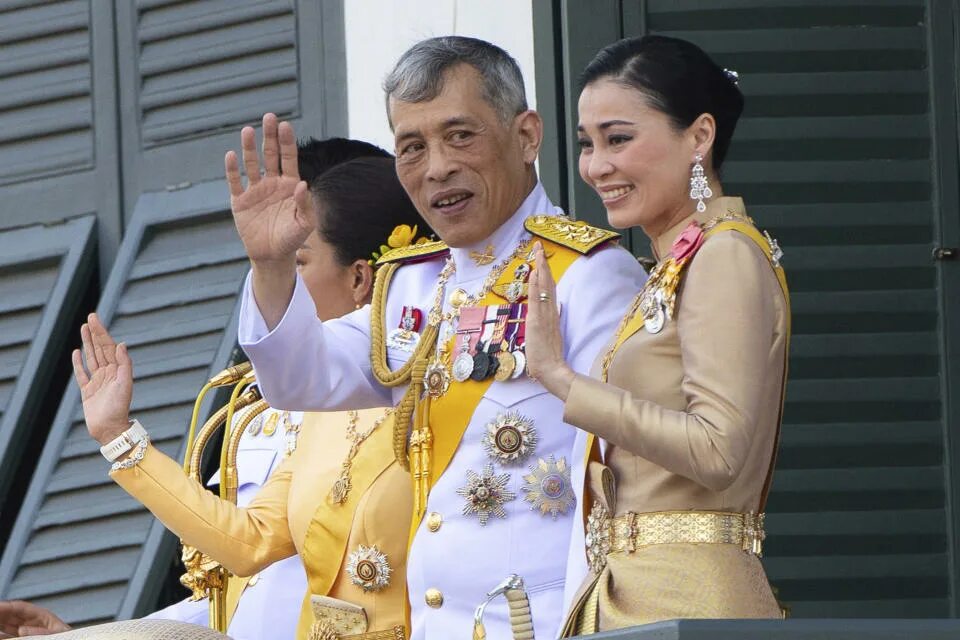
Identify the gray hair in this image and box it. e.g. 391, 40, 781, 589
383, 36, 528, 125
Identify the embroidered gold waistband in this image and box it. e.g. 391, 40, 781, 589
585, 507, 766, 573
309, 624, 405, 640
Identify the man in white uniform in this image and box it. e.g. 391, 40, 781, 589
231, 37, 646, 639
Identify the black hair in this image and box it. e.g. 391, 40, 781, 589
580, 35, 743, 170
310, 156, 429, 266
297, 137, 391, 185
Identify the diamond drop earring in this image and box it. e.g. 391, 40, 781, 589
689, 153, 712, 213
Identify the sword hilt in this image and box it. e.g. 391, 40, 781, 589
472, 574, 534, 640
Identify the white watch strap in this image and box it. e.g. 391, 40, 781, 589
100, 419, 148, 462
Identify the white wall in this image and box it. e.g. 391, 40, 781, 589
343, 0, 537, 152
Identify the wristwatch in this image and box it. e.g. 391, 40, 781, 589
99, 420, 149, 462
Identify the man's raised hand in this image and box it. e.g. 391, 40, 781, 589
225, 113, 315, 265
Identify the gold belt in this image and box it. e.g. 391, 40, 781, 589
309, 624, 405, 640
585, 506, 766, 573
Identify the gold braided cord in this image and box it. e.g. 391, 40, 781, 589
369, 262, 441, 468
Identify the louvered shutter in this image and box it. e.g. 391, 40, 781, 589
115, 0, 345, 215
0, 0, 122, 266
543, 0, 953, 619
630, 0, 949, 617
0, 181, 248, 624
0, 217, 96, 519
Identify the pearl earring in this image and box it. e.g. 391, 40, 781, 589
689, 153, 712, 213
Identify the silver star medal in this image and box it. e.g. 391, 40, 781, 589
482, 411, 538, 465
457, 463, 516, 526
346, 544, 391, 591
522, 455, 576, 520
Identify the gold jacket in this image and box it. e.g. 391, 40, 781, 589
111, 408, 410, 639
563, 197, 788, 629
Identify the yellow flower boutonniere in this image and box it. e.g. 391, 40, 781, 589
369, 224, 432, 265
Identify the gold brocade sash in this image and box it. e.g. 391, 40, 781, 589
301, 410, 398, 599
581, 220, 792, 508
407, 239, 580, 540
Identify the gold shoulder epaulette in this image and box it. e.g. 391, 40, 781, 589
524, 214, 620, 255
375, 239, 449, 265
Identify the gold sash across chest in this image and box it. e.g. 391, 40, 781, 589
583, 220, 792, 513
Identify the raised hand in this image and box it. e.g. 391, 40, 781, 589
0, 600, 70, 637
524, 243, 575, 400
71, 314, 133, 446
225, 113, 315, 265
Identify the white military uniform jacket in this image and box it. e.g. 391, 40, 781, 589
145, 408, 308, 640
239, 183, 645, 639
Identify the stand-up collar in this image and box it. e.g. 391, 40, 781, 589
650, 196, 747, 261
448, 182, 563, 283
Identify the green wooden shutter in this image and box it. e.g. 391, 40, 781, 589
0, 0, 123, 269
115, 0, 345, 219
629, 0, 946, 618
0, 181, 248, 624
0, 217, 96, 523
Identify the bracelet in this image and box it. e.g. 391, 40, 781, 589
100, 419, 148, 462
111, 437, 150, 472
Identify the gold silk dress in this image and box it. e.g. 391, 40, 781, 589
111, 408, 411, 640
562, 197, 788, 633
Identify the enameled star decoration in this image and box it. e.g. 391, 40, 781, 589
345, 544, 391, 592
457, 463, 516, 526
522, 455, 576, 520
482, 411, 538, 465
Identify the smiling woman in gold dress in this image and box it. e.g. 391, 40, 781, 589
524, 35, 790, 634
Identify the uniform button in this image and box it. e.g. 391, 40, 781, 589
425, 588, 443, 608
426, 512, 443, 532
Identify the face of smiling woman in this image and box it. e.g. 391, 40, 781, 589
577, 78, 715, 238
389, 63, 541, 248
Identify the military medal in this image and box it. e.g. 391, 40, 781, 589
449, 288, 469, 309
494, 304, 523, 382
452, 306, 484, 383
493, 261, 533, 303
483, 411, 538, 465
470, 306, 499, 381
494, 351, 516, 381
471, 351, 492, 382
452, 344, 475, 382
424, 360, 450, 398
386, 306, 423, 352
346, 544, 392, 591
456, 463, 516, 526
283, 413, 302, 457
522, 455, 576, 520
640, 289, 666, 334
262, 411, 280, 437
510, 350, 526, 379
511, 303, 530, 379
247, 412, 265, 436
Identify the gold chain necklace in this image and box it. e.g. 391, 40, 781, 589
329, 408, 395, 504
428, 237, 534, 328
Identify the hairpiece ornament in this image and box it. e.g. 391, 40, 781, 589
369, 224, 432, 265
723, 68, 740, 86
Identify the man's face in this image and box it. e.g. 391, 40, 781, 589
390, 64, 539, 248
